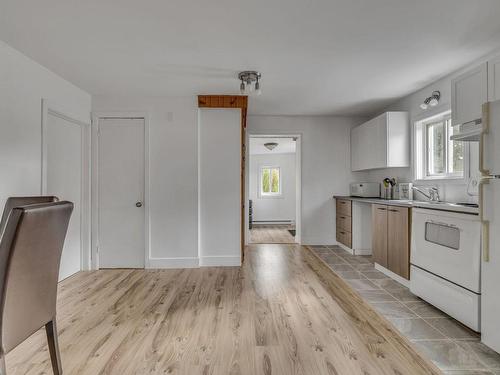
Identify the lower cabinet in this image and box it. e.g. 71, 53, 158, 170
372, 205, 388, 267
372, 204, 410, 280
335, 198, 352, 248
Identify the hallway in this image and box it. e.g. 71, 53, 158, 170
249, 224, 296, 244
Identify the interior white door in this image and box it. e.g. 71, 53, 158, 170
98, 118, 145, 268
199, 109, 241, 266
45, 112, 82, 280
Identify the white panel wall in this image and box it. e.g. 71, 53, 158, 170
247, 115, 368, 245
249, 153, 296, 223
198, 109, 241, 266
0, 41, 91, 211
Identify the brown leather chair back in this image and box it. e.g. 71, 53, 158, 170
0, 196, 59, 239
0, 201, 73, 354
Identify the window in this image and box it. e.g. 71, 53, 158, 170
260, 166, 281, 196
415, 111, 466, 180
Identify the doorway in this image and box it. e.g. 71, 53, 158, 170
247, 135, 301, 244
95, 117, 146, 268
42, 105, 90, 280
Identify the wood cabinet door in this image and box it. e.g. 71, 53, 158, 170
387, 206, 410, 279
336, 199, 352, 217
372, 204, 388, 267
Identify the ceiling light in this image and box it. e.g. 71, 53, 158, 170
420, 90, 440, 110
429, 91, 440, 107
238, 71, 262, 96
254, 79, 261, 96
264, 142, 278, 151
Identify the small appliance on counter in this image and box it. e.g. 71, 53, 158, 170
349, 182, 380, 198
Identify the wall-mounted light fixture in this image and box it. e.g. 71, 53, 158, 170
420, 91, 441, 110
238, 71, 262, 96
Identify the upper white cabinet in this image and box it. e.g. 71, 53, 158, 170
351, 112, 409, 171
451, 62, 488, 126
488, 56, 500, 101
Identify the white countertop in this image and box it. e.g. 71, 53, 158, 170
333, 196, 479, 215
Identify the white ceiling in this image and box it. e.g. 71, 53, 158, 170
2, 0, 500, 116
250, 137, 296, 155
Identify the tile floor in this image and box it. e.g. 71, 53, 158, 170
308, 245, 500, 375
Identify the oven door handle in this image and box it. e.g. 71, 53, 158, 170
426, 220, 460, 230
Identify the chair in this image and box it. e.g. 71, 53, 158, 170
0, 200, 73, 375
0, 196, 59, 239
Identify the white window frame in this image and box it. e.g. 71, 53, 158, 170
259, 166, 282, 198
414, 110, 469, 182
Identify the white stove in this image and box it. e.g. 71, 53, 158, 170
410, 207, 481, 331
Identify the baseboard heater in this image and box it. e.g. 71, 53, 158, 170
252, 220, 293, 225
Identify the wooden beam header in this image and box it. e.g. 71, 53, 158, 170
198, 95, 248, 109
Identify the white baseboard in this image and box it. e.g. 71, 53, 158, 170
301, 236, 337, 246
147, 257, 199, 269
374, 263, 410, 288
337, 242, 354, 254
336, 243, 372, 256
200, 255, 241, 267
354, 248, 372, 256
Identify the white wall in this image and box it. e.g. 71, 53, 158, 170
363, 51, 500, 203
247, 115, 368, 245
249, 152, 296, 223
92, 96, 199, 267
199, 109, 241, 266
0, 41, 91, 211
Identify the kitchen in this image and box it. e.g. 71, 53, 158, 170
3, 1, 500, 373
315, 54, 500, 371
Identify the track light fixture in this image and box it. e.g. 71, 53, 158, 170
420, 91, 441, 110
238, 71, 262, 96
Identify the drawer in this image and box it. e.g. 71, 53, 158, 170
410, 266, 479, 331
336, 227, 352, 248
336, 214, 352, 232
336, 199, 352, 217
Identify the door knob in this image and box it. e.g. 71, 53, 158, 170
136, 202, 143, 208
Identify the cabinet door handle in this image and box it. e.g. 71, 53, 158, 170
377, 207, 386, 211
388, 209, 398, 212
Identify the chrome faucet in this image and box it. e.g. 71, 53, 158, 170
412, 186, 440, 202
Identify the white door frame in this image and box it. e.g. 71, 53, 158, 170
246, 133, 302, 244
41, 99, 91, 271
91, 112, 150, 270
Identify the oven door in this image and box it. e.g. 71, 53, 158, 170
411, 208, 481, 293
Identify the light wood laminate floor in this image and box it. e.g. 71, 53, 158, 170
6, 244, 440, 374
250, 225, 296, 244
